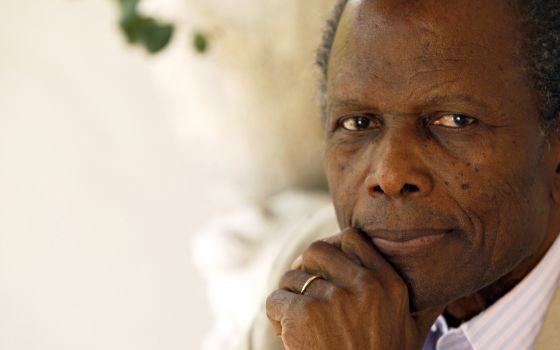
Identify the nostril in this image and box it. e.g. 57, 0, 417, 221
373, 185, 384, 193
401, 183, 419, 194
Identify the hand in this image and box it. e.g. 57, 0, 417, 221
266, 228, 442, 350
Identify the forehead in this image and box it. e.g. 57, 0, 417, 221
328, 0, 533, 114
335, 0, 521, 61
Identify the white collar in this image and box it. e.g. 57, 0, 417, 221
433, 234, 560, 350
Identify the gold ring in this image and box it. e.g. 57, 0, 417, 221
300, 275, 321, 295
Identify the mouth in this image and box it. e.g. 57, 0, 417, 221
360, 228, 456, 253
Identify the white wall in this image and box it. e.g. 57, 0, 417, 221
0, 1, 222, 348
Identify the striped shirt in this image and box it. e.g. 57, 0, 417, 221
423, 235, 560, 350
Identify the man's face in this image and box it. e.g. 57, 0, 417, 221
324, 0, 559, 311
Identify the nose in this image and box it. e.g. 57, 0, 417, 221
365, 134, 434, 200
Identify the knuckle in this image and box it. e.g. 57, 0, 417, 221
354, 269, 376, 286
279, 270, 298, 290
354, 271, 387, 296
265, 290, 280, 309
324, 285, 349, 301
309, 240, 328, 253
301, 240, 328, 264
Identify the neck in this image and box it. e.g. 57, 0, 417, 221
445, 229, 559, 324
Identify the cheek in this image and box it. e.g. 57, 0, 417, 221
325, 143, 369, 223
420, 131, 550, 278
457, 154, 551, 282
493, 171, 549, 258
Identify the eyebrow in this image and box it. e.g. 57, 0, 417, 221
329, 93, 491, 111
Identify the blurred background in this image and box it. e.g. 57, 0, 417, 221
0, 0, 336, 349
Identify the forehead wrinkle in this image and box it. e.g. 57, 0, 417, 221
405, 67, 461, 82
414, 78, 462, 93
406, 78, 490, 109
421, 94, 491, 110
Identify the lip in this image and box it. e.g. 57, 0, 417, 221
362, 228, 454, 253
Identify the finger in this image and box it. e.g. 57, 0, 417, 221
300, 239, 364, 286
279, 269, 332, 297
339, 227, 396, 272
266, 289, 310, 323
321, 233, 362, 266
320, 232, 343, 247
290, 255, 303, 270
291, 232, 359, 269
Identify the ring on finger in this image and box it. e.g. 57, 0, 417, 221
300, 275, 322, 295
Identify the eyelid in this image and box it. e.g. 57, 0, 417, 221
337, 113, 380, 125
429, 112, 478, 128
338, 114, 382, 131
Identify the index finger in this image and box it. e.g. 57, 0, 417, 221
338, 227, 402, 283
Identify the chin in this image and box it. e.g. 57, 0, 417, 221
398, 267, 479, 314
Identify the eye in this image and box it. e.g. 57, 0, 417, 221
339, 115, 379, 131
431, 114, 476, 128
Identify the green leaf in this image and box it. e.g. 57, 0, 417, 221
193, 32, 208, 53
119, 17, 147, 43
119, 0, 139, 20
116, 0, 175, 54
143, 24, 174, 53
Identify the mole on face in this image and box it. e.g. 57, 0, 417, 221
461, 183, 471, 190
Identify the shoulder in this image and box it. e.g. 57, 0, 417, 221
536, 286, 560, 350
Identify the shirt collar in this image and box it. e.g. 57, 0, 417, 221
432, 234, 560, 350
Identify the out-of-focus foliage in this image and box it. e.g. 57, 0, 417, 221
116, 0, 210, 55
117, 0, 174, 54
192, 32, 208, 53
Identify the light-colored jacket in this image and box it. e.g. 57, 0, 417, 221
247, 206, 560, 350
537, 288, 560, 350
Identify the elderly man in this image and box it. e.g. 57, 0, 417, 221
262, 0, 560, 349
